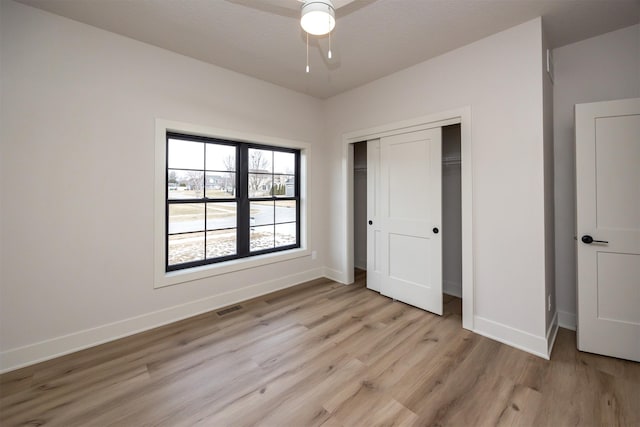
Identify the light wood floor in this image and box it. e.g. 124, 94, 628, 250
1, 271, 639, 426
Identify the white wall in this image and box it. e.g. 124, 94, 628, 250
325, 18, 552, 355
0, 0, 326, 371
552, 24, 640, 330
542, 25, 556, 338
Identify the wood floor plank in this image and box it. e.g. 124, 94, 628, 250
243, 358, 367, 427
495, 384, 543, 427
1, 273, 638, 426
0, 366, 33, 398
163, 349, 352, 426
2, 364, 151, 426
436, 372, 517, 427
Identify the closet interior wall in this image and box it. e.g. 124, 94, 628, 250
442, 124, 462, 297
353, 142, 368, 270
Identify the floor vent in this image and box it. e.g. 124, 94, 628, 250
217, 305, 242, 316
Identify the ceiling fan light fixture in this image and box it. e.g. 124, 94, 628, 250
300, 0, 335, 36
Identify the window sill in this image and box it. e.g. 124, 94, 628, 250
154, 247, 311, 288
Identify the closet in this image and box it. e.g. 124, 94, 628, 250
352, 124, 462, 313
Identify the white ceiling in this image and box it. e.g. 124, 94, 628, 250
16, 0, 640, 99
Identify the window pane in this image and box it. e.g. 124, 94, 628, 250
206, 143, 236, 172
273, 174, 295, 197
207, 202, 237, 230
168, 139, 204, 170
168, 170, 204, 200
165, 137, 300, 272
250, 201, 274, 227
168, 232, 205, 266
169, 203, 205, 234
250, 225, 274, 251
206, 172, 235, 198
206, 229, 236, 258
274, 151, 295, 174
275, 200, 296, 223
248, 148, 272, 173
249, 174, 272, 198
275, 223, 297, 247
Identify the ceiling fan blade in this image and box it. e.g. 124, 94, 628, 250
225, 0, 299, 18
332, 0, 359, 9
335, 0, 378, 18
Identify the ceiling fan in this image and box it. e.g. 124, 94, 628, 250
226, 0, 377, 72
226, 0, 375, 20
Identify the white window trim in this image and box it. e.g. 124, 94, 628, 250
154, 119, 311, 288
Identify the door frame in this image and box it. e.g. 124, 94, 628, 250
342, 106, 474, 330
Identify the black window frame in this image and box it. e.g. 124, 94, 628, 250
166, 132, 301, 272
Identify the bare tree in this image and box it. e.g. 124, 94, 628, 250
185, 171, 204, 195
222, 155, 235, 171
248, 150, 271, 196
218, 155, 236, 195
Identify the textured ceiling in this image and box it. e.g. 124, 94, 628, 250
16, 0, 640, 99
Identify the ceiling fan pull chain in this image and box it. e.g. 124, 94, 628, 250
328, 30, 332, 59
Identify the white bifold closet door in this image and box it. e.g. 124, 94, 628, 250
366, 128, 443, 315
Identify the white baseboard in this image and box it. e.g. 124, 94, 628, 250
323, 267, 350, 284
558, 310, 576, 331
546, 311, 559, 357
473, 315, 550, 359
0, 268, 325, 374
443, 280, 462, 298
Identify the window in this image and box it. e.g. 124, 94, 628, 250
166, 132, 300, 272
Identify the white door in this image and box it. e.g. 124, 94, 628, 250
372, 128, 443, 314
366, 139, 382, 292
576, 97, 640, 362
